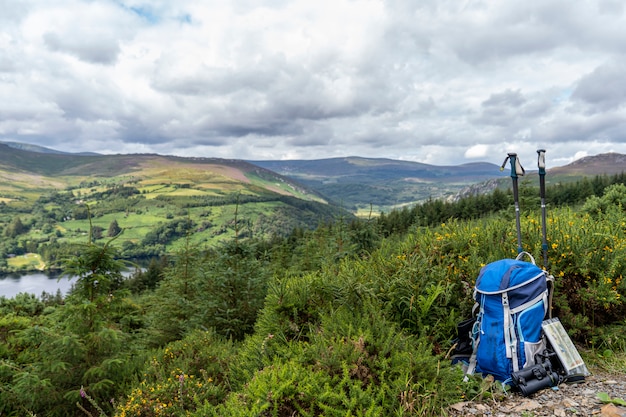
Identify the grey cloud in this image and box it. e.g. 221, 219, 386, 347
425, 3, 562, 64
0, 0, 30, 23
43, 32, 120, 65
598, 0, 624, 14
519, 95, 553, 119
482, 89, 526, 108
423, 1, 625, 66
540, 111, 626, 145
286, 133, 331, 147
452, 29, 558, 66
572, 61, 626, 112
151, 65, 276, 96
0, 57, 16, 72
0, 105, 41, 121
150, 64, 377, 146
474, 89, 528, 127
116, 118, 171, 145
53, 84, 121, 120
201, 119, 304, 139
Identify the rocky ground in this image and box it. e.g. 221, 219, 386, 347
447, 369, 626, 416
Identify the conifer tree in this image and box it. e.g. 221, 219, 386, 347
5, 238, 140, 416
107, 218, 122, 237
4, 216, 26, 238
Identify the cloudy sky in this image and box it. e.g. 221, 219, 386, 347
2, 0, 626, 167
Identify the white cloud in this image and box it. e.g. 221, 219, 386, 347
573, 150, 589, 161
465, 144, 489, 159
1, 0, 626, 166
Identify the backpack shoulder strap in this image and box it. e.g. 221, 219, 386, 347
463, 301, 483, 381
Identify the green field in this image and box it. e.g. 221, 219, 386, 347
0, 153, 347, 273
6, 253, 45, 270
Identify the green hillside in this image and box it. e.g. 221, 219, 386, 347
0, 144, 348, 273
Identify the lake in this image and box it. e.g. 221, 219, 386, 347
0, 272, 78, 298
0, 268, 144, 299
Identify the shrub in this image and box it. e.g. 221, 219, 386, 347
227, 265, 473, 416
113, 330, 233, 417
545, 208, 626, 340
218, 307, 469, 416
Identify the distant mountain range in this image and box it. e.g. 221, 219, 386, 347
250, 157, 509, 211
1, 141, 624, 213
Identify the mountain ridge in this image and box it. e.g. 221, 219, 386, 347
0, 143, 329, 208
0, 140, 99, 156
2, 141, 624, 212
549, 152, 626, 176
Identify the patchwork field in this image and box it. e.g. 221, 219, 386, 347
0, 149, 343, 272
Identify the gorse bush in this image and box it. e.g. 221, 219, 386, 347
547, 209, 626, 341
113, 330, 232, 417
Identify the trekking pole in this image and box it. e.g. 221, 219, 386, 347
537, 149, 555, 318
501, 153, 525, 254
537, 149, 548, 269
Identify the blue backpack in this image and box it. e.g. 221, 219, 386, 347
465, 252, 551, 383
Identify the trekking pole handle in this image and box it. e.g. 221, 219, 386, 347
537, 149, 546, 175
500, 153, 525, 178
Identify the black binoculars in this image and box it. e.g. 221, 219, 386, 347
511, 350, 561, 396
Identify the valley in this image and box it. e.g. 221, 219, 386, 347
1, 141, 625, 274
